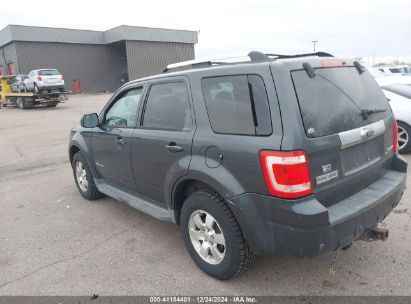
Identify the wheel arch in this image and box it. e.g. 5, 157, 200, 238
69, 145, 80, 165
397, 119, 410, 127
171, 171, 244, 225
68, 133, 100, 178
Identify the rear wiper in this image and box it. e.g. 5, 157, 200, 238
302, 62, 381, 121
360, 109, 387, 120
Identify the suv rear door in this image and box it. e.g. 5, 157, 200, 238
272, 60, 395, 206
130, 77, 194, 205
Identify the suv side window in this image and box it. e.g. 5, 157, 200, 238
142, 82, 192, 131
202, 75, 272, 135
104, 87, 143, 127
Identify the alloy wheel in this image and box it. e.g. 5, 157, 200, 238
75, 161, 88, 192
188, 210, 226, 265
398, 124, 409, 151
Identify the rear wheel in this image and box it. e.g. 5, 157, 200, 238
17, 97, 26, 109
180, 190, 254, 280
72, 152, 103, 200
397, 121, 411, 153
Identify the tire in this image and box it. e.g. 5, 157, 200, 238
397, 121, 411, 153
180, 190, 254, 280
34, 83, 39, 94
72, 152, 103, 200
17, 97, 26, 110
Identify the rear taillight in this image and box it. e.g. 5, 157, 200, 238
37, 76, 42, 81
260, 150, 312, 199
393, 121, 398, 153
61, 75, 64, 80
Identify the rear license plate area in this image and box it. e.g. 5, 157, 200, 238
341, 136, 384, 175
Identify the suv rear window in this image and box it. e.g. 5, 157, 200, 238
202, 75, 271, 135
38, 69, 60, 76
142, 82, 192, 131
292, 67, 391, 137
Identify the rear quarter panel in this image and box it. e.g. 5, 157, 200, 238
184, 63, 283, 198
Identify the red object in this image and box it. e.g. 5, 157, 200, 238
321, 60, 346, 67
72, 79, 81, 94
61, 75, 64, 80
7, 63, 16, 75
260, 150, 312, 199
393, 121, 398, 153
37, 76, 42, 81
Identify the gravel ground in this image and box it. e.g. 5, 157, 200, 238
0, 94, 410, 296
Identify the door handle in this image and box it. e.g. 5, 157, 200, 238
165, 142, 184, 152
116, 137, 127, 145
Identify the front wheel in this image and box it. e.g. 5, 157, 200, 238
72, 152, 103, 200
180, 190, 254, 280
398, 121, 411, 153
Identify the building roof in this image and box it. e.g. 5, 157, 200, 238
0, 24, 198, 48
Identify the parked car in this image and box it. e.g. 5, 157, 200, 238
366, 66, 411, 86
25, 69, 65, 93
69, 52, 407, 280
382, 84, 411, 153
378, 66, 410, 75
11, 74, 29, 92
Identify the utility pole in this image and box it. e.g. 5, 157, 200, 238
312, 40, 318, 52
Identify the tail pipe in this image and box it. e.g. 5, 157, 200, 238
359, 226, 389, 242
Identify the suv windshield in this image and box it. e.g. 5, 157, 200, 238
292, 66, 390, 137
38, 69, 60, 76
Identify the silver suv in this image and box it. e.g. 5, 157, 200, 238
25, 69, 65, 93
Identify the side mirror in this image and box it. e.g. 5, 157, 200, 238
81, 113, 99, 128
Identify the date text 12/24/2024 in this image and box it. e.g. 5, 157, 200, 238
150, 297, 257, 303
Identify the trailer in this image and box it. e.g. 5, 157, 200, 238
0, 75, 71, 109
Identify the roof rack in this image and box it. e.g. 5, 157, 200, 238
162, 51, 334, 73
266, 51, 334, 59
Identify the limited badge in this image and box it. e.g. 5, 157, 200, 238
316, 170, 338, 185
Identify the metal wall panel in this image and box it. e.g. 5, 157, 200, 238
15, 41, 126, 92
125, 41, 195, 80
1, 25, 104, 47
0, 42, 20, 74
0, 25, 13, 49
105, 25, 198, 44
1, 25, 198, 47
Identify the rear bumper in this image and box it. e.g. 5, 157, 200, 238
38, 84, 64, 90
228, 154, 407, 257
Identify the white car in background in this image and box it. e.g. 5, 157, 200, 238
366, 66, 411, 86
24, 69, 65, 93
378, 65, 410, 75
382, 84, 411, 153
